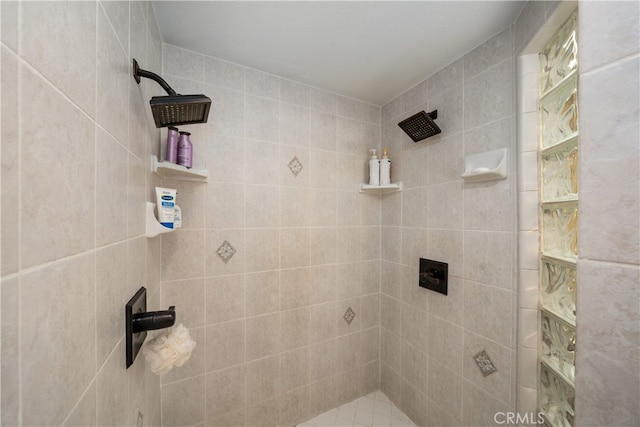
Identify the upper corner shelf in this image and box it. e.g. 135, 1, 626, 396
151, 155, 209, 182
462, 148, 507, 183
359, 182, 403, 193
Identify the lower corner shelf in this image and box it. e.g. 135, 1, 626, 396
146, 202, 174, 238
359, 182, 403, 193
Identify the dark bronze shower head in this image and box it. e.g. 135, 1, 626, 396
398, 110, 441, 142
149, 94, 211, 128
133, 58, 211, 128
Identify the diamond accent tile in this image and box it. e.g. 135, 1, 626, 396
343, 307, 356, 325
288, 156, 303, 176
216, 240, 236, 264
473, 350, 497, 377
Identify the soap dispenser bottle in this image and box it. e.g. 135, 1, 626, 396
368, 149, 380, 186
380, 147, 391, 185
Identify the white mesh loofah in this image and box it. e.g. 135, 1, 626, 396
141, 323, 196, 375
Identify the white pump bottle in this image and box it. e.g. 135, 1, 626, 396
368, 149, 380, 186
380, 147, 391, 185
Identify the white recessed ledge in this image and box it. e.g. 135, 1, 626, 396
462, 148, 508, 183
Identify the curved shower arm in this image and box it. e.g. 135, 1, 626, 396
132, 58, 178, 96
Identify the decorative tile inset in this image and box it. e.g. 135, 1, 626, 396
288, 156, 303, 176
473, 350, 497, 377
343, 307, 356, 325
216, 240, 236, 264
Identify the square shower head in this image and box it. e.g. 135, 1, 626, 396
149, 94, 212, 128
398, 110, 441, 142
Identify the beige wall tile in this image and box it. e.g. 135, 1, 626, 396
575, 260, 640, 426
205, 275, 245, 325
580, 1, 640, 73
161, 376, 206, 427
20, 65, 96, 268
96, 340, 128, 426
1, 47, 19, 275
246, 228, 279, 272
206, 366, 246, 421
21, 254, 96, 426
96, 242, 128, 367
246, 356, 280, 405
246, 312, 281, 360
246, 271, 280, 316
579, 57, 640, 265
162, 230, 205, 280
206, 320, 245, 372
162, 278, 206, 328
21, 1, 96, 116
1, 276, 19, 426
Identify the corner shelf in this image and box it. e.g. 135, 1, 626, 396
359, 182, 403, 193
151, 155, 208, 182
146, 202, 174, 238
462, 148, 507, 183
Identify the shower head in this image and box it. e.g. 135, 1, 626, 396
149, 94, 211, 128
398, 110, 441, 142
132, 59, 211, 128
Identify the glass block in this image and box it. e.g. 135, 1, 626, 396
540, 76, 578, 148
541, 139, 578, 201
541, 310, 576, 383
539, 12, 578, 95
541, 257, 576, 324
540, 362, 575, 427
542, 202, 578, 260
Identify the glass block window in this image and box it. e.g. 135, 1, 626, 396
539, 12, 578, 96
541, 137, 578, 202
542, 202, 578, 261
540, 75, 578, 148
541, 257, 576, 324
540, 362, 575, 427
538, 10, 578, 427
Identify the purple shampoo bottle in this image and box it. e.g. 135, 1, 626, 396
177, 131, 193, 168
165, 127, 179, 163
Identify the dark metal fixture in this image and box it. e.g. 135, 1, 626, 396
398, 110, 442, 142
125, 286, 176, 368
132, 58, 211, 128
419, 258, 448, 295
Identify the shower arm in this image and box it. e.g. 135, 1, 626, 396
132, 58, 178, 96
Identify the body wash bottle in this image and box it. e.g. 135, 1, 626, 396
177, 131, 193, 168
380, 146, 391, 185
368, 149, 380, 186
165, 127, 179, 163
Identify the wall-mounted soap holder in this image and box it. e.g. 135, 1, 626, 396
462, 148, 508, 182
146, 202, 174, 238
126, 287, 176, 368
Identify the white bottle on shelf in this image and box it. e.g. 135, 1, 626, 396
380, 147, 391, 185
368, 149, 380, 186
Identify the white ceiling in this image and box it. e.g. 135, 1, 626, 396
153, 1, 526, 106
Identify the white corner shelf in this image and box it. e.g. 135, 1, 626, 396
359, 182, 403, 193
146, 202, 174, 238
462, 148, 507, 183
151, 155, 209, 182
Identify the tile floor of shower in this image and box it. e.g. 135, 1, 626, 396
297, 390, 416, 427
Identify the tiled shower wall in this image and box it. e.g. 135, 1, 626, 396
1, 1, 165, 425
378, 27, 519, 426
157, 44, 382, 426
574, 2, 640, 425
